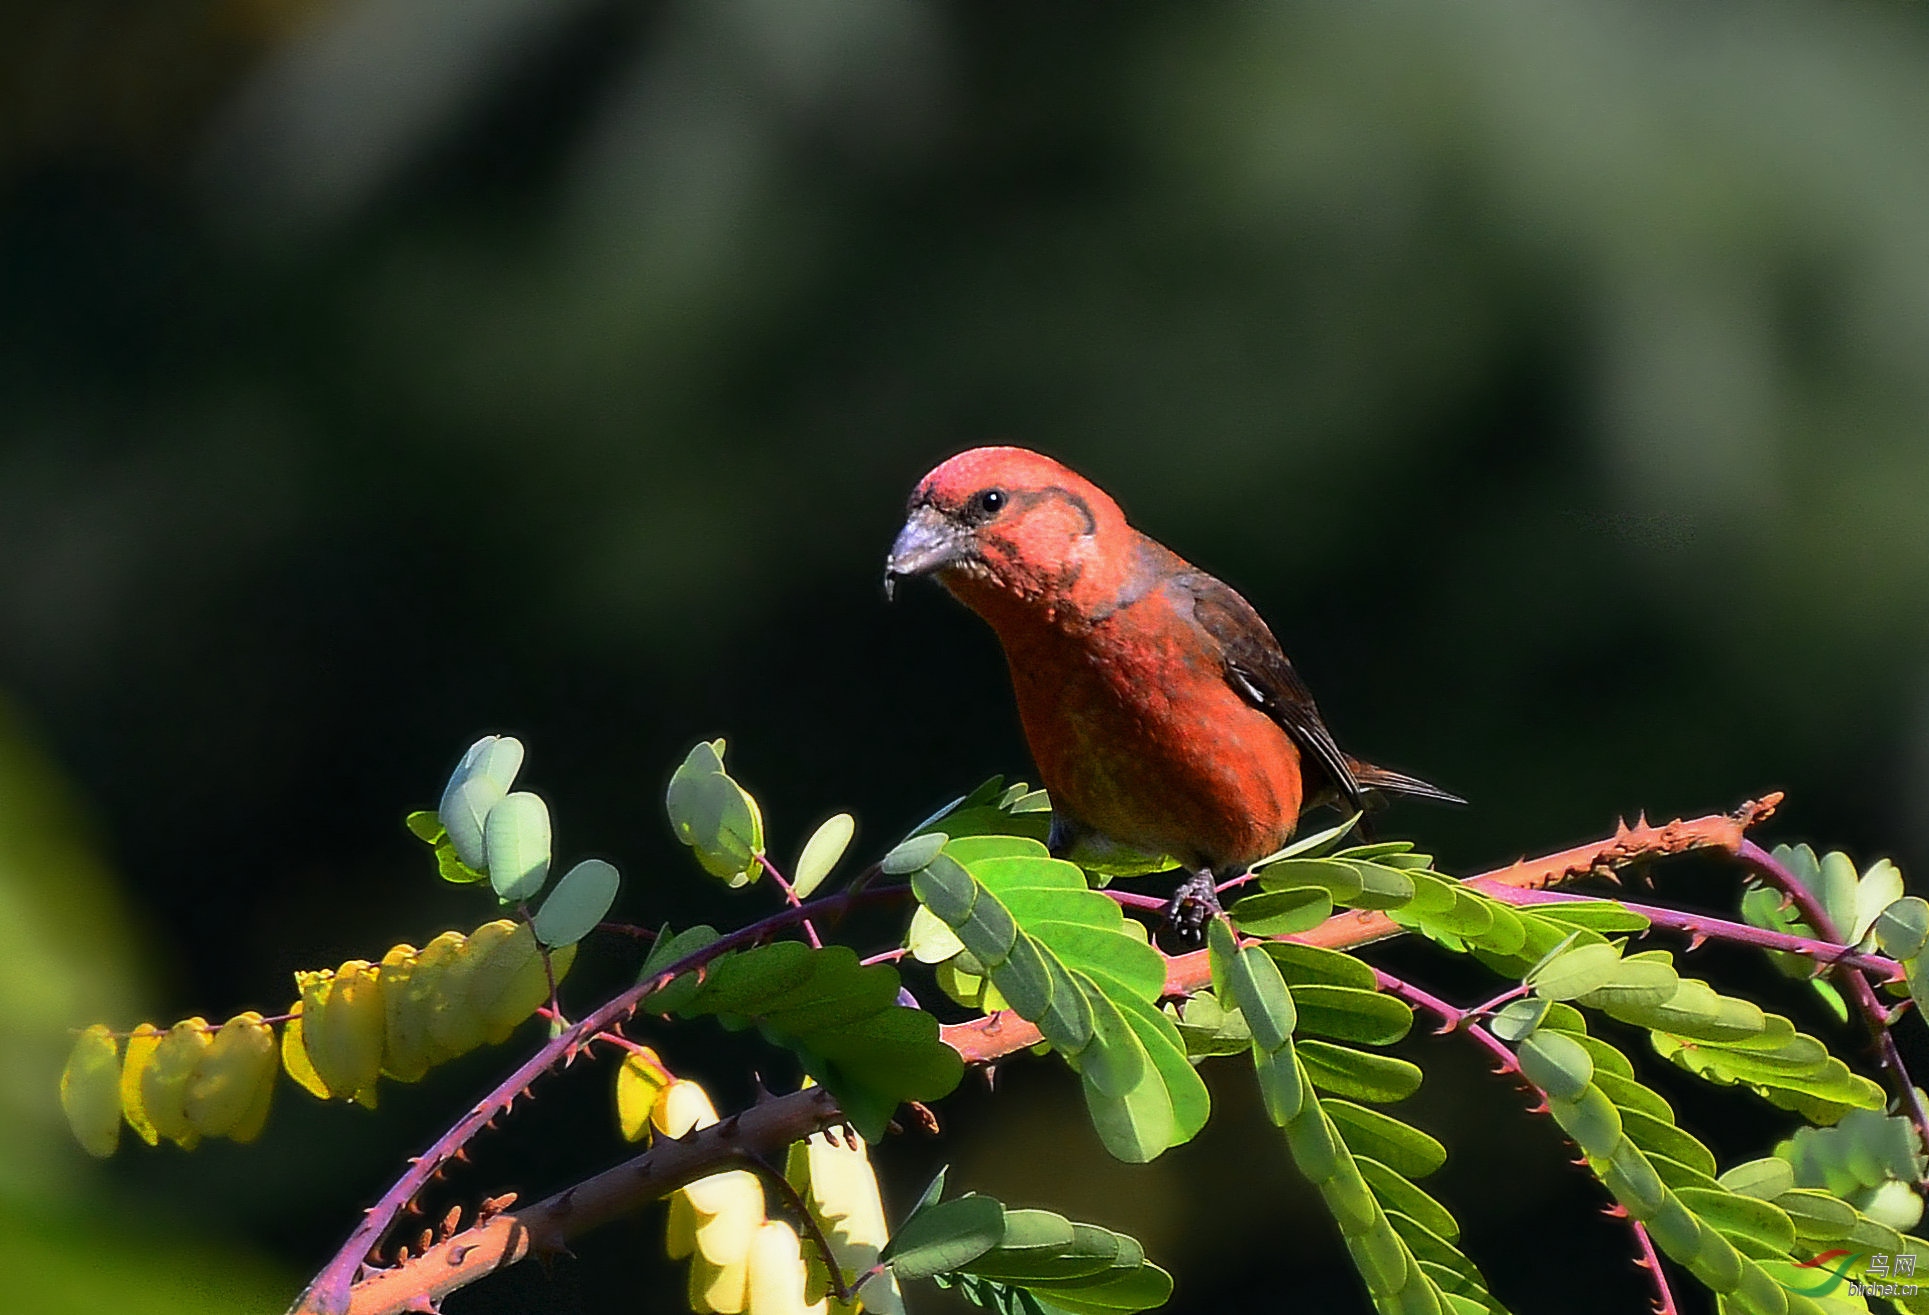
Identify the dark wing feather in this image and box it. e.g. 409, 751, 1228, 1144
1178, 572, 1367, 812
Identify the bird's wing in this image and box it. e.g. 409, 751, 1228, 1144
1177, 572, 1366, 811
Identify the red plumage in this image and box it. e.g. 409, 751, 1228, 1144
885, 446, 1456, 881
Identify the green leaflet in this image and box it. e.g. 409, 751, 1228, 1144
1164, 992, 1252, 1057
790, 811, 855, 898
910, 849, 1203, 1161
1389, 1214, 1504, 1313
1772, 1188, 1857, 1243
1260, 941, 1378, 991
1228, 886, 1333, 936
665, 739, 765, 886
908, 775, 1055, 849
405, 808, 489, 884
1717, 1158, 1797, 1201
1621, 1108, 1718, 1178
1528, 941, 1627, 1001
1299, 1039, 1424, 1104
1292, 985, 1414, 1046
1516, 1030, 1593, 1101
651, 941, 961, 1139
1591, 1070, 1675, 1125
1547, 1062, 1819, 1313
1211, 920, 1304, 1125
1358, 1157, 1459, 1241
1776, 1108, 1925, 1199
1649, 1017, 1884, 1120
531, 858, 619, 948
1675, 1187, 1797, 1254
897, 1186, 1173, 1315
1326, 1100, 1448, 1179
883, 1194, 1007, 1279
1277, 1082, 1500, 1315
1531, 900, 1653, 934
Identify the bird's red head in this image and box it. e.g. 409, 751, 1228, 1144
884, 446, 1132, 625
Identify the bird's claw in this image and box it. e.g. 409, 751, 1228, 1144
1161, 870, 1226, 949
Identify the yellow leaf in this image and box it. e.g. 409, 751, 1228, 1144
378, 944, 432, 1084
430, 924, 506, 1061
747, 1219, 822, 1315
304, 961, 385, 1101
667, 1189, 698, 1260
119, 1023, 163, 1146
59, 1024, 121, 1158
654, 1079, 719, 1138
281, 1002, 330, 1100
410, 930, 468, 1064
184, 1012, 277, 1139
142, 1018, 212, 1147
796, 1130, 901, 1314
690, 1251, 750, 1315
616, 1048, 670, 1143
467, 922, 576, 1044
693, 1179, 764, 1264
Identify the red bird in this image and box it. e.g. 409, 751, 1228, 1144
885, 446, 1458, 926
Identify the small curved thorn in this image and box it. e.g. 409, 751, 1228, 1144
1632, 1256, 1653, 1271
450, 1245, 476, 1265
1527, 1099, 1551, 1115
1431, 1019, 1457, 1036
1602, 1204, 1628, 1218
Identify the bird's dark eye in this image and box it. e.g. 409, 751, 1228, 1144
976, 489, 1007, 516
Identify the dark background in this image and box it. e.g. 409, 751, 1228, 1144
7, 3, 1929, 1312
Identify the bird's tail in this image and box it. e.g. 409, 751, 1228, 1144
1343, 756, 1467, 808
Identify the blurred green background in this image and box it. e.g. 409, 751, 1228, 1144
6, 2, 1929, 1312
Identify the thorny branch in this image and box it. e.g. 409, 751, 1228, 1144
1372, 969, 1682, 1315
1734, 839, 1929, 1162
303, 796, 1801, 1315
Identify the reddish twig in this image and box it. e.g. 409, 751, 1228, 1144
1373, 969, 1681, 1315
333, 1087, 843, 1315
946, 798, 1782, 1063
1491, 886, 1905, 982
1733, 839, 1929, 1158
315, 798, 1779, 1313
758, 854, 823, 949
290, 884, 902, 1315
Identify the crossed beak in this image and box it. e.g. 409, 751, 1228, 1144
884, 504, 970, 600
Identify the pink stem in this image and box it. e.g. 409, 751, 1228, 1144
1733, 840, 1929, 1156
1490, 886, 1904, 980
294, 883, 904, 1315
1372, 969, 1680, 1315
758, 854, 822, 949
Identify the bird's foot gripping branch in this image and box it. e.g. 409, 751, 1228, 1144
58, 737, 1929, 1315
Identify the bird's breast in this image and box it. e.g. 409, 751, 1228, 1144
997, 601, 1304, 873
